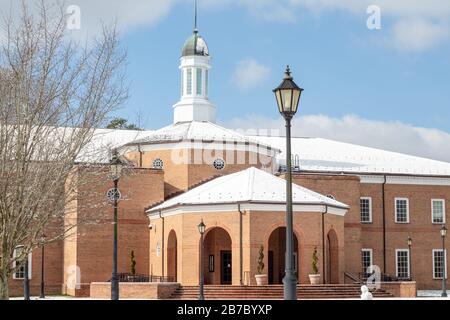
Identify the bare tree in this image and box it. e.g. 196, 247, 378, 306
0, 1, 128, 299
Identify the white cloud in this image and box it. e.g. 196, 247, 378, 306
222, 114, 450, 162
232, 59, 271, 91
0, 0, 174, 39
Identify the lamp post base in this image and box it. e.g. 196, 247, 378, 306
442, 292, 447, 298
283, 272, 297, 300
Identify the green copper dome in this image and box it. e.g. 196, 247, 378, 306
181, 30, 209, 57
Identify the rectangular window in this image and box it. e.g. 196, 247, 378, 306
361, 249, 373, 278
360, 197, 372, 223
395, 198, 409, 223
432, 199, 445, 224
196, 68, 202, 95
186, 68, 192, 95
205, 69, 209, 96
433, 249, 447, 279
181, 69, 184, 96
396, 249, 410, 279
13, 246, 32, 280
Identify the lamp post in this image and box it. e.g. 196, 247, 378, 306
273, 66, 304, 300
109, 152, 123, 301
407, 236, 412, 281
40, 234, 47, 299
198, 219, 206, 300
441, 225, 447, 297
23, 254, 30, 300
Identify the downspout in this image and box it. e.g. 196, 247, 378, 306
238, 203, 244, 286
382, 176, 387, 274
138, 144, 143, 167
160, 211, 165, 278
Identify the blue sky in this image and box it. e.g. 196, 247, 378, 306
116, 1, 450, 133
2, 0, 450, 161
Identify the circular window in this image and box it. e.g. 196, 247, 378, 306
213, 158, 225, 171
152, 158, 164, 169
326, 195, 336, 200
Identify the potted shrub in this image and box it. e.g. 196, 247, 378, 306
309, 247, 321, 285
255, 245, 268, 285
127, 250, 137, 282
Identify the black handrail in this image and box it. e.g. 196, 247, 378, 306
109, 273, 176, 283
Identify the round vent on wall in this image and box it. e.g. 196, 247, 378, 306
213, 158, 225, 171
152, 158, 164, 169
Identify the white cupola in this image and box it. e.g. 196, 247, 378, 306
173, 3, 216, 124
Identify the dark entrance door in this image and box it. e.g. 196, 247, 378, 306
221, 251, 232, 285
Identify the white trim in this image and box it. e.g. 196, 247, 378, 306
432, 249, 448, 279
360, 197, 373, 223
395, 249, 410, 279
148, 202, 348, 220
359, 175, 450, 186
361, 248, 373, 273
395, 198, 410, 224
121, 141, 279, 158
431, 199, 446, 224
12, 247, 32, 280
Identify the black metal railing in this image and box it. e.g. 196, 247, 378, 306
359, 272, 412, 282
109, 273, 176, 283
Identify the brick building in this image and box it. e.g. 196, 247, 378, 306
8, 19, 450, 297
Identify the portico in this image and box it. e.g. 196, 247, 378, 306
147, 167, 348, 286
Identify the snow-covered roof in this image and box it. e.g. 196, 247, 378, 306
77, 129, 153, 163
123, 121, 276, 151
147, 167, 349, 215
250, 136, 450, 176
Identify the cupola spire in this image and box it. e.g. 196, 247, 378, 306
194, 0, 198, 32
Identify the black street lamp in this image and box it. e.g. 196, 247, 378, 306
407, 236, 412, 281
198, 219, 206, 300
273, 66, 304, 300
109, 152, 123, 301
40, 234, 47, 299
441, 225, 447, 298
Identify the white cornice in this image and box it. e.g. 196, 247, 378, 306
147, 202, 347, 220
359, 175, 450, 186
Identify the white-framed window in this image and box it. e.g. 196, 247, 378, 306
395, 198, 409, 223
396, 249, 410, 279
196, 68, 203, 95
152, 158, 164, 170
361, 249, 373, 277
12, 246, 32, 280
186, 68, 192, 95
205, 69, 209, 96
181, 69, 184, 96
360, 197, 372, 223
433, 249, 448, 279
432, 199, 446, 224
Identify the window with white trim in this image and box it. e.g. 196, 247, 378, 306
360, 197, 372, 223
432, 199, 445, 224
361, 249, 373, 278
196, 68, 202, 95
13, 246, 32, 280
205, 70, 209, 96
396, 249, 410, 279
186, 68, 192, 95
181, 69, 184, 96
395, 198, 409, 223
433, 249, 447, 279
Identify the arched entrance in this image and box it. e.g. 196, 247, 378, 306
326, 229, 339, 284
203, 227, 232, 285
167, 230, 177, 282
268, 227, 299, 284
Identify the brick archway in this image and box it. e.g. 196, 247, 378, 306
202, 227, 232, 285
326, 228, 339, 284
167, 230, 177, 282
267, 227, 299, 285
